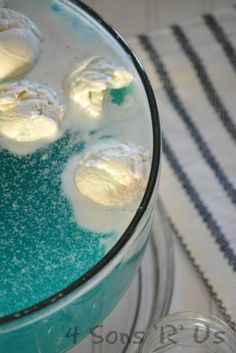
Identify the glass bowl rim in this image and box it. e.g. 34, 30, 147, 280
0, 0, 161, 324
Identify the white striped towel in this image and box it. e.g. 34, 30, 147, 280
129, 5, 236, 330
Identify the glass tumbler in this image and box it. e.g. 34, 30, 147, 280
140, 312, 236, 353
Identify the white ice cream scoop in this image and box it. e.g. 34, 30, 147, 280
0, 80, 64, 143
65, 56, 133, 118
0, 8, 42, 80
74, 141, 150, 207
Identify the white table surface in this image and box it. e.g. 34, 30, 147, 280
170, 236, 220, 318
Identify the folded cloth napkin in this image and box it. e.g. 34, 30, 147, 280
129, 5, 236, 330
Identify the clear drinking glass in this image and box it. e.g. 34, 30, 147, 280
140, 312, 236, 353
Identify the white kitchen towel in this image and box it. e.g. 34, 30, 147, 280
129, 6, 236, 330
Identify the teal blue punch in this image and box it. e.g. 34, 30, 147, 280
110, 84, 133, 105
51, 3, 61, 12
0, 131, 113, 317
50, 1, 95, 41
51, 2, 82, 31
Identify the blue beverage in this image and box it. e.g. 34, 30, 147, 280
0, 129, 115, 317
0, 1, 159, 352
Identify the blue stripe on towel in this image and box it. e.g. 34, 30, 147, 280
171, 25, 236, 143
166, 213, 236, 331
162, 133, 236, 271
138, 34, 236, 206
203, 14, 236, 73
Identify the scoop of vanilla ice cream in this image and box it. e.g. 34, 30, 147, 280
74, 141, 150, 207
66, 56, 133, 118
109, 68, 133, 89
0, 8, 42, 80
0, 80, 64, 142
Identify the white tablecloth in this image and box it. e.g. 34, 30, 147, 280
129, 5, 236, 330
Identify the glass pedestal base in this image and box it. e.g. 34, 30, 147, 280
70, 201, 175, 353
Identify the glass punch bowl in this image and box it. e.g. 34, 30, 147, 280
0, 1, 162, 353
